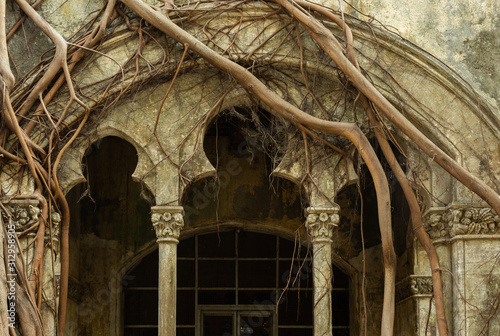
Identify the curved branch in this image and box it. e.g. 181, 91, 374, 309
0, 0, 15, 92
33, 163, 70, 336
23, 0, 118, 135
366, 101, 449, 335
13, 0, 69, 119
120, 2, 396, 334
323, 9, 449, 333
26, 192, 48, 293
274, 0, 500, 217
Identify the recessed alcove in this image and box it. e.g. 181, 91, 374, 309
182, 107, 306, 231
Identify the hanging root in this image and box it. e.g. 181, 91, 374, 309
121, 1, 396, 333
2, 0, 499, 335
366, 102, 449, 335
273, 0, 500, 217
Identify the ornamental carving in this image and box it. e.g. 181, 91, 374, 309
45, 208, 62, 242
1, 200, 41, 230
305, 207, 339, 242
425, 213, 447, 239
423, 206, 499, 239
396, 276, 433, 302
151, 206, 184, 242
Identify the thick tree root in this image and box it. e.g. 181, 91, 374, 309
1, 0, 499, 335
121, 1, 396, 334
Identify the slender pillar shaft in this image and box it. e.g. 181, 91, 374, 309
151, 206, 184, 336
306, 206, 339, 336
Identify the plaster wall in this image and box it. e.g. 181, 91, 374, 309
350, 0, 499, 110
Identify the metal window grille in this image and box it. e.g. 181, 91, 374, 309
123, 229, 350, 336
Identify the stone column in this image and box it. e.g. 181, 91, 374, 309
151, 206, 184, 336
422, 205, 500, 335
306, 206, 339, 336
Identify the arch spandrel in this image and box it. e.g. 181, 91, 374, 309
273, 133, 358, 206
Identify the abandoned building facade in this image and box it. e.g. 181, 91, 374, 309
1, 0, 500, 335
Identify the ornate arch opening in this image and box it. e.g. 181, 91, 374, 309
64, 136, 155, 334
181, 106, 306, 231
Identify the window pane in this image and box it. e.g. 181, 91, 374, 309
178, 260, 195, 287
199, 231, 235, 258
179, 237, 195, 258
177, 290, 195, 325
199, 260, 235, 287
203, 315, 233, 336
279, 238, 309, 259
240, 313, 271, 336
239, 232, 276, 258
199, 290, 236, 304
239, 260, 275, 288
238, 290, 278, 305
278, 290, 312, 325
279, 261, 312, 289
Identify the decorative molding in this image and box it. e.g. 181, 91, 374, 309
1, 200, 61, 242
305, 206, 340, 243
396, 276, 433, 302
151, 206, 185, 243
423, 205, 499, 239
1, 199, 40, 230
45, 207, 61, 242
55, 275, 60, 296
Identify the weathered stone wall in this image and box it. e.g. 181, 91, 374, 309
351, 0, 499, 110
3, 0, 500, 335
9, 0, 498, 109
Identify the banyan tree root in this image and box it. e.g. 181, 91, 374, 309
311, 6, 450, 333
366, 102, 449, 335
1, 0, 500, 335
120, 1, 396, 335
273, 0, 500, 218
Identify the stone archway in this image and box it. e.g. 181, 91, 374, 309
47, 6, 500, 335
64, 136, 155, 335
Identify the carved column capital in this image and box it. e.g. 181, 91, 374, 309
423, 205, 499, 239
305, 206, 340, 243
396, 276, 433, 302
151, 206, 184, 243
1, 199, 40, 230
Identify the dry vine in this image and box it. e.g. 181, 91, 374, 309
0, 0, 499, 335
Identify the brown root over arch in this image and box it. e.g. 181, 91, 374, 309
1, 0, 499, 335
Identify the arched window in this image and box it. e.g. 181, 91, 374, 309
123, 230, 350, 336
